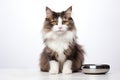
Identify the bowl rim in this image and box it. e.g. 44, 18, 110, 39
82, 64, 110, 69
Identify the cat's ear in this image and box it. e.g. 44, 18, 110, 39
46, 7, 53, 18
65, 6, 72, 18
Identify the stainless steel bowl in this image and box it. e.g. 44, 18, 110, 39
82, 64, 110, 74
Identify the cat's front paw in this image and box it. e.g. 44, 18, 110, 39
62, 68, 72, 74
49, 69, 59, 74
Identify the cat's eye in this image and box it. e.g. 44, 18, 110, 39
51, 19, 58, 25
62, 18, 69, 24
62, 20, 69, 24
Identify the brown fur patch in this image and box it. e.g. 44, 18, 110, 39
40, 47, 58, 72
64, 42, 84, 72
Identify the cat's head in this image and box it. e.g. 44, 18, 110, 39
43, 6, 76, 35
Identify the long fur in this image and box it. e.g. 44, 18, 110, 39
40, 6, 84, 73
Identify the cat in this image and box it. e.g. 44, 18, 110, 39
40, 6, 84, 74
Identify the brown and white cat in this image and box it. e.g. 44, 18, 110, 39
40, 6, 84, 74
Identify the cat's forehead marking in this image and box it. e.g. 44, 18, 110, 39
58, 17, 62, 26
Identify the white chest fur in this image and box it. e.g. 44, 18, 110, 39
47, 38, 68, 62
43, 31, 76, 62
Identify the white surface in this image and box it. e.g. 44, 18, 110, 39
0, 0, 120, 70
0, 69, 119, 80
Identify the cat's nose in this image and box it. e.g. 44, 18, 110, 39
58, 27, 62, 29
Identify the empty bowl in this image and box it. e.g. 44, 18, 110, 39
82, 64, 110, 74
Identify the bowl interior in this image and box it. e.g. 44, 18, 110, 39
82, 64, 110, 69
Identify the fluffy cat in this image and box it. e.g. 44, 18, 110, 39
40, 6, 84, 74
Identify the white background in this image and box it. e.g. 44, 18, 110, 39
0, 0, 120, 70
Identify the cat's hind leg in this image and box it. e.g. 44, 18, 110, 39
40, 52, 49, 72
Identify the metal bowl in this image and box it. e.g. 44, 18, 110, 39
82, 64, 110, 74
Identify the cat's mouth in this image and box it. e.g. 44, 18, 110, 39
56, 30, 66, 34
57, 30, 66, 33
58, 30, 63, 32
